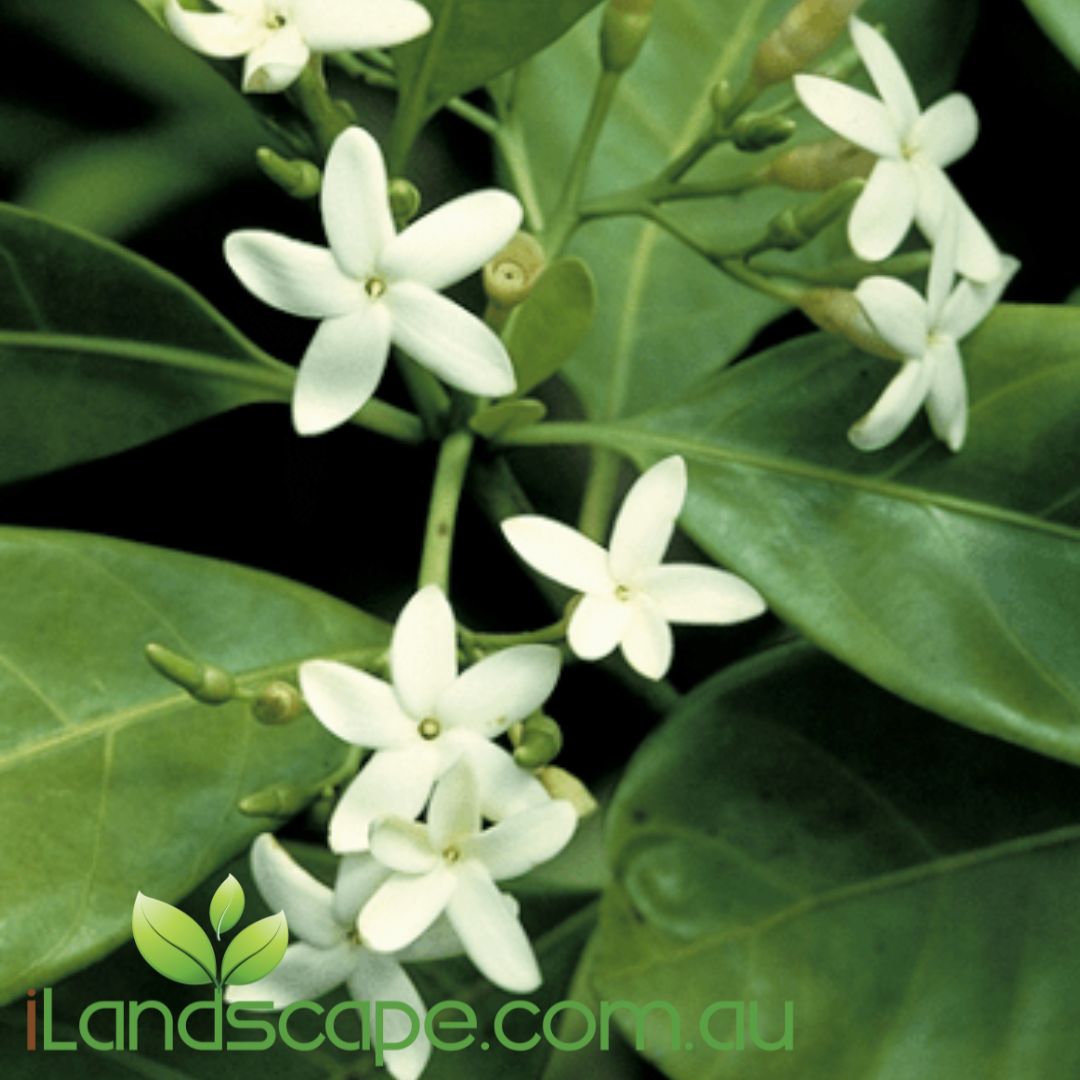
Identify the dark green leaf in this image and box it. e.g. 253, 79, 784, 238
1021, 0, 1080, 67
0, 528, 387, 1003
208, 873, 245, 938
0, 202, 292, 487
220, 912, 288, 986
131, 892, 217, 986
593, 642, 1080, 1078
573, 305, 1080, 763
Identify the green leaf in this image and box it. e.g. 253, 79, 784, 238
506, 257, 597, 396
131, 892, 217, 986
1022, 0, 1080, 68
510, 0, 976, 421
593, 643, 1080, 1078
208, 873, 245, 938
567, 304, 1080, 764
0, 528, 388, 1004
220, 911, 289, 986
0, 202, 291, 487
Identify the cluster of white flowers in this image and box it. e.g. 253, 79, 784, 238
795, 16, 1019, 451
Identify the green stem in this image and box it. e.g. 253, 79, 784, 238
348, 399, 427, 444
460, 617, 569, 649
396, 355, 452, 437
579, 171, 765, 222
577, 448, 623, 542
542, 69, 622, 254
418, 429, 475, 591
289, 57, 352, 156
752, 250, 931, 287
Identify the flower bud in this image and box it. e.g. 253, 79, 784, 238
255, 147, 321, 199
512, 713, 564, 768
145, 642, 236, 705
798, 287, 902, 361
731, 112, 797, 152
753, 0, 865, 86
250, 680, 304, 725
764, 137, 875, 191
766, 177, 864, 249
237, 782, 310, 817
483, 231, 547, 310
600, 0, 655, 73
388, 178, 422, 228
537, 766, 599, 818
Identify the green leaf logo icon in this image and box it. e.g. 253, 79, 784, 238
208, 873, 245, 939
132, 892, 217, 986
220, 912, 288, 986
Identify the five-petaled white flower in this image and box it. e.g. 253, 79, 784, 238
501, 456, 767, 681
225, 834, 460, 1080
849, 211, 1019, 452
226, 126, 521, 435
300, 584, 558, 854
166, 0, 432, 94
795, 16, 1000, 282
359, 761, 577, 993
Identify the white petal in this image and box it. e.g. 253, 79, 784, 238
369, 817, 440, 874
299, 659, 415, 749
380, 191, 524, 291
925, 338, 968, 452
327, 745, 439, 853
501, 516, 612, 593
567, 593, 632, 661
386, 282, 516, 396
641, 564, 766, 625
165, 1, 260, 57
849, 16, 920, 132
333, 854, 391, 923
242, 24, 309, 93
620, 600, 674, 681
913, 164, 1002, 283
249, 833, 341, 947
391, 585, 458, 720
215, 0, 262, 14
848, 359, 932, 452
436, 645, 560, 738
321, 127, 394, 279
224, 942, 355, 1008
465, 800, 577, 881
912, 93, 978, 168
447, 862, 540, 993
848, 158, 917, 263
292, 304, 391, 435
294, 0, 432, 51
609, 455, 687, 581
794, 74, 902, 158
347, 952, 431, 1080
224, 231, 359, 318
396, 914, 465, 962
940, 256, 1021, 340
453, 734, 551, 821
854, 277, 930, 358
428, 759, 481, 850
926, 207, 960, 326
359, 867, 457, 953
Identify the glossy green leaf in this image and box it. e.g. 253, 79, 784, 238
510, 0, 976, 420
1022, 0, 1080, 67
593, 643, 1080, 1078
208, 873, 245, 938
0, 202, 292, 487
220, 911, 288, 986
0, 528, 388, 1004
506, 257, 597, 397
131, 892, 217, 986
560, 304, 1080, 763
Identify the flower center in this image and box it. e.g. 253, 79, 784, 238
443, 845, 462, 864
347, 926, 363, 946
418, 717, 441, 740
364, 275, 387, 299
615, 583, 633, 602
266, 12, 287, 29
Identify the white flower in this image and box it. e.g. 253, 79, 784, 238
225, 127, 521, 435
166, 0, 432, 94
300, 585, 558, 854
850, 212, 1019, 452
225, 834, 459, 1080
359, 761, 577, 993
501, 456, 767, 681
794, 16, 1001, 282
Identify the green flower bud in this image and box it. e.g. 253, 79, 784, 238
764, 137, 875, 191
537, 766, 598, 818
512, 713, 564, 769
483, 231, 547, 310
798, 287, 902, 361
600, 0, 655, 73
753, 0, 866, 86
145, 643, 236, 705
250, 680, 304, 725
389, 178, 422, 228
255, 147, 321, 199
731, 112, 797, 152
766, 177, 864, 249
237, 782, 310, 817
